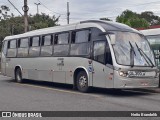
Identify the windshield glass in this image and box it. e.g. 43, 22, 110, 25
112, 32, 155, 66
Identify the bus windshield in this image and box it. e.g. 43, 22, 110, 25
112, 32, 155, 66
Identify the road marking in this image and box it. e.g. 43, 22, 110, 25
14, 83, 101, 98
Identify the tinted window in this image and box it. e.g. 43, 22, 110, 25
91, 28, 106, 40
31, 36, 40, 47
93, 41, 105, 64
29, 47, 40, 57
7, 49, 17, 57
70, 43, 90, 55
106, 46, 113, 65
54, 45, 69, 56
19, 38, 28, 48
42, 35, 52, 46
17, 48, 28, 57
41, 46, 52, 56
8, 40, 16, 49
58, 33, 69, 44
75, 30, 90, 43
70, 30, 90, 56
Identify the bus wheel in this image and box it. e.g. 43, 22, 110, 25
15, 68, 23, 83
76, 71, 89, 92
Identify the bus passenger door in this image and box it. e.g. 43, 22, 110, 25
92, 40, 114, 88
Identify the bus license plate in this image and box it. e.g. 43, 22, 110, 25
128, 71, 155, 77
128, 71, 146, 77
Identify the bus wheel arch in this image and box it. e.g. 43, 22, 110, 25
73, 67, 89, 92
14, 66, 23, 83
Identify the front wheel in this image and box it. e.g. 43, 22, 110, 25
76, 71, 89, 92
15, 68, 23, 83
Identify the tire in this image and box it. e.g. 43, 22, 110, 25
15, 68, 23, 83
76, 71, 89, 92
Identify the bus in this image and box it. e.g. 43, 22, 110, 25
141, 28, 160, 69
1, 20, 159, 92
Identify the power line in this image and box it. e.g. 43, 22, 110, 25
37, 0, 65, 16
7, 0, 23, 16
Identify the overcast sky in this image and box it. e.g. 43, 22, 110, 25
1, 0, 160, 25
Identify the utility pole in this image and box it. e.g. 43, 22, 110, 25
67, 2, 70, 24
34, 3, 41, 15
23, 0, 29, 32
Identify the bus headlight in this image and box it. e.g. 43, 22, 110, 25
119, 71, 127, 77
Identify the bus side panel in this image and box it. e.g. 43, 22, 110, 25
92, 61, 114, 88
5, 58, 15, 78
65, 57, 92, 86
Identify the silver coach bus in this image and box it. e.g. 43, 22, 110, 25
1, 20, 159, 92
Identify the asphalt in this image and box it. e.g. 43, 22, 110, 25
0, 75, 160, 120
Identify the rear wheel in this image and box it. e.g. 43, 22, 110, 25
15, 68, 23, 83
76, 71, 89, 92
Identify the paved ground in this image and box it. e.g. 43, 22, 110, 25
0, 75, 160, 120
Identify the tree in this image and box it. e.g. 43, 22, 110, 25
0, 5, 59, 51
140, 11, 160, 25
0, 5, 11, 20
116, 10, 149, 28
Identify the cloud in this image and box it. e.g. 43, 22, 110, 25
2, 0, 160, 25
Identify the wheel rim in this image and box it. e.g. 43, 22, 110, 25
78, 76, 87, 88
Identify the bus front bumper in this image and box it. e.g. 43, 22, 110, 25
114, 77, 159, 89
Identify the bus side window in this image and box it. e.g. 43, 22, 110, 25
7, 39, 17, 58
41, 35, 53, 46
58, 33, 69, 44
41, 35, 53, 56
71, 31, 76, 43
2, 41, 8, 56
29, 36, 40, 57
91, 28, 106, 41
17, 38, 29, 57
70, 30, 90, 56
54, 33, 69, 56
75, 30, 90, 43
54, 34, 58, 44
30, 36, 40, 47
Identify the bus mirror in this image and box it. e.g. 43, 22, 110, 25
109, 34, 116, 45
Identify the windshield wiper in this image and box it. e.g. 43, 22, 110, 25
135, 42, 154, 67
129, 41, 136, 67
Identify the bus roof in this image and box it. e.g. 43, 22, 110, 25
140, 28, 160, 36
4, 20, 140, 41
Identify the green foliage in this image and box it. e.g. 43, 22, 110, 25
140, 11, 160, 25
0, 5, 59, 51
116, 10, 150, 28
